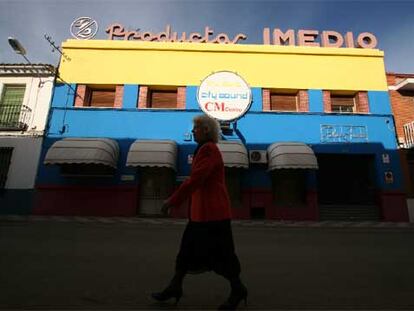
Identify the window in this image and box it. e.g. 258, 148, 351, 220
331, 94, 355, 113
270, 92, 298, 111
75, 85, 123, 108
138, 86, 186, 109
139, 167, 175, 215
0, 147, 13, 189
272, 170, 306, 206
149, 89, 178, 108
0, 85, 26, 129
85, 87, 116, 107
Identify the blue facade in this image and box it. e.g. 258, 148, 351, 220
32, 82, 409, 221
39, 84, 400, 189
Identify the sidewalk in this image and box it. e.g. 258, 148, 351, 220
1, 214, 414, 229
1, 215, 414, 310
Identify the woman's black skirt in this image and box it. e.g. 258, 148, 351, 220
175, 219, 241, 279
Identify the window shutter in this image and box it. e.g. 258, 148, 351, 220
331, 96, 355, 106
150, 91, 178, 108
88, 89, 116, 107
270, 94, 297, 111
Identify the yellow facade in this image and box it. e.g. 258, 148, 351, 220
59, 39, 387, 91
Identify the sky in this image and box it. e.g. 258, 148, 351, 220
0, 0, 414, 73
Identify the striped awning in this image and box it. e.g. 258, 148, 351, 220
126, 140, 177, 171
44, 138, 119, 168
217, 141, 249, 168
267, 142, 318, 170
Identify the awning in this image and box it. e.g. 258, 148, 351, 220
217, 141, 249, 168
390, 78, 414, 91
267, 142, 318, 170
126, 140, 177, 171
44, 138, 119, 168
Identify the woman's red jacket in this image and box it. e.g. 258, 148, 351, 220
167, 142, 232, 222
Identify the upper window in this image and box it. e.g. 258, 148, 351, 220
149, 89, 178, 109
75, 84, 123, 108
0, 84, 27, 130
331, 94, 355, 113
138, 86, 186, 109
270, 92, 298, 111
85, 86, 116, 108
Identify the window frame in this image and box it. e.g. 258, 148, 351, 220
330, 94, 356, 113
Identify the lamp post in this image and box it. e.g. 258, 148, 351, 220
8, 37, 46, 87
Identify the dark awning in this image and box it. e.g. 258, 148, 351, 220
217, 141, 249, 168
267, 142, 318, 170
126, 140, 177, 171
44, 138, 119, 168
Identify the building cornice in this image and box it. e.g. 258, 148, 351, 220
0, 63, 55, 77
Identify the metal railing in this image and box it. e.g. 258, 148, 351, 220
0, 104, 32, 131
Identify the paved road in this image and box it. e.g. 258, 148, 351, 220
1, 216, 414, 310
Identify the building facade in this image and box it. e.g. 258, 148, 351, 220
33, 40, 408, 221
0, 64, 55, 214
387, 72, 414, 222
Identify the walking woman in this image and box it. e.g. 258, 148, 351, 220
151, 114, 247, 310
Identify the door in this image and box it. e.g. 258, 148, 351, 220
138, 167, 175, 215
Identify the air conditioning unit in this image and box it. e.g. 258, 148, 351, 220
249, 150, 267, 164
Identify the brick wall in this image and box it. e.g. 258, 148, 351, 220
114, 85, 124, 108
177, 87, 186, 109
387, 73, 414, 142
298, 90, 309, 112
74, 85, 87, 107
262, 89, 270, 110
138, 86, 148, 108
323, 91, 331, 112
356, 91, 369, 113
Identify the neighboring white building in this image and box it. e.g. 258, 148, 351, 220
0, 64, 55, 214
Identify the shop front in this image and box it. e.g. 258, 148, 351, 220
33, 27, 408, 221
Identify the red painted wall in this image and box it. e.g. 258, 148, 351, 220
34, 185, 137, 216
378, 191, 409, 222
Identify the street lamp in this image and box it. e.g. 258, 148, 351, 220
8, 37, 26, 55
8, 37, 45, 87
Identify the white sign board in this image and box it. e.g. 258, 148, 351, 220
197, 71, 252, 121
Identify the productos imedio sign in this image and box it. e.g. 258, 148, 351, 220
70, 17, 379, 49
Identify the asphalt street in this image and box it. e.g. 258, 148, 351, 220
1, 217, 414, 310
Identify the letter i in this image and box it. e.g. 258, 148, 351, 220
344, 32, 354, 48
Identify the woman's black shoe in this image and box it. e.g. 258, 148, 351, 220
151, 286, 183, 305
218, 285, 248, 310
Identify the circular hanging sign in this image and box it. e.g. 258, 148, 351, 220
197, 71, 252, 121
